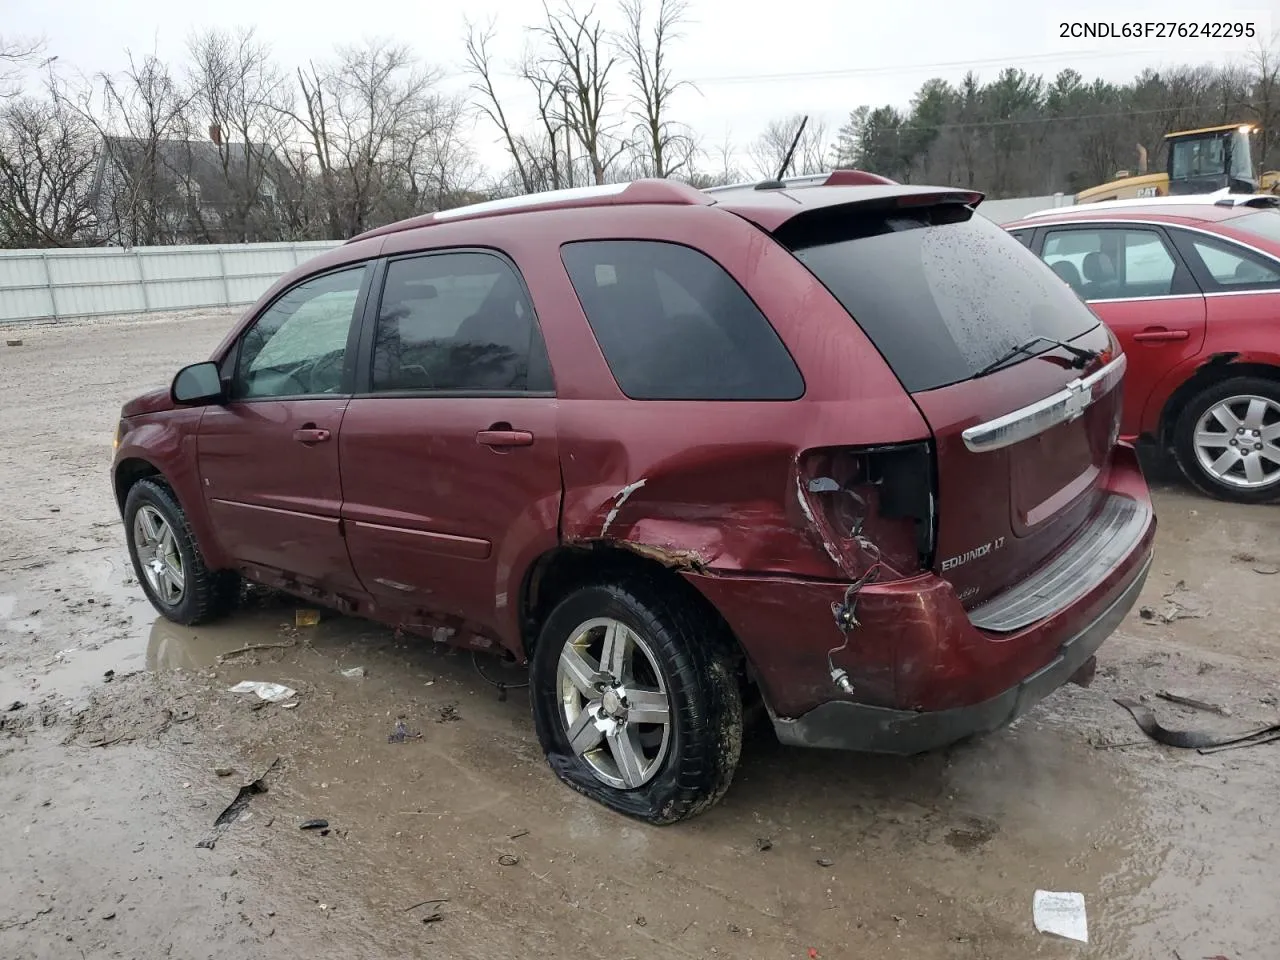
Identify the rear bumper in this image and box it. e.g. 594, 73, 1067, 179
684, 442, 1155, 755
769, 551, 1150, 753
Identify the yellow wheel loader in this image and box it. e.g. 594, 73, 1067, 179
1075, 124, 1280, 204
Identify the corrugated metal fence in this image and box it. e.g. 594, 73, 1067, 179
0, 193, 1073, 325
0, 241, 341, 324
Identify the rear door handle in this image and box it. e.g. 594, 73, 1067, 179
293, 427, 331, 443
476, 429, 534, 448
1133, 328, 1189, 342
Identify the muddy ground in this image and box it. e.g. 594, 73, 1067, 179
1, 309, 1278, 960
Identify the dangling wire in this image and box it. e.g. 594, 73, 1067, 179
826, 562, 882, 692
471, 649, 530, 691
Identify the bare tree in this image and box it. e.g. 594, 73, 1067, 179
0, 89, 99, 246
749, 114, 830, 180
462, 20, 534, 194
57, 50, 195, 245
186, 27, 294, 242
1, 35, 46, 99
616, 0, 693, 179
288, 40, 467, 238
536, 2, 624, 185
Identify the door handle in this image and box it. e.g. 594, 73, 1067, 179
293, 427, 331, 443
476, 429, 534, 448
1133, 327, 1189, 342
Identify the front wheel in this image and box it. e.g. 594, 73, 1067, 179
529, 581, 742, 825
1172, 378, 1280, 504
124, 478, 240, 625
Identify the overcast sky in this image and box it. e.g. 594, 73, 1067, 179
6, 0, 1278, 173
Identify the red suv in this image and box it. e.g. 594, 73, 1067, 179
113, 174, 1155, 824
1005, 195, 1280, 503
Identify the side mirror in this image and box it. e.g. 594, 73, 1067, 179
171, 361, 226, 406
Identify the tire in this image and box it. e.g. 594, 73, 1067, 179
124, 478, 240, 625
1172, 377, 1280, 504
529, 580, 743, 825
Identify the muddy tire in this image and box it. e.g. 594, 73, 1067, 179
1172, 377, 1280, 504
529, 580, 742, 825
124, 478, 240, 625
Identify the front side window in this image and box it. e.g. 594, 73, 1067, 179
235, 266, 367, 399
560, 240, 804, 400
1042, 227, 1178, 300
371, 252, 550, 393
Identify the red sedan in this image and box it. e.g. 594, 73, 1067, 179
1005, 196, 1280, 503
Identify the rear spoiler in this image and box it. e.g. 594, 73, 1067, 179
703, 170, 985, 209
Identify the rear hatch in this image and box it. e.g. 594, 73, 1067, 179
775, 197, 1123, 610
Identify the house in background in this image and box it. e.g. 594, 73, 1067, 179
90, 125, 293, 246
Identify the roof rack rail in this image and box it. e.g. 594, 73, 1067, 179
347, 178, 709, 243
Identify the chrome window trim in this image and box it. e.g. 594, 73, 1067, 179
961, 353, 1127, 453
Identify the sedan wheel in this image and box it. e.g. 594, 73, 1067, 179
1174, 377, 1280, 504
1192, 394, 1280, 490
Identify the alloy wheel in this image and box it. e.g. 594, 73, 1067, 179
1192, 394, 1280, 489
133, 504, 185, 605
555, 617, 673, 789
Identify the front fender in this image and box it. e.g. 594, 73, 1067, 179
112, 408, 231, 570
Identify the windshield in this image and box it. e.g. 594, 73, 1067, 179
1171, 135, 1226, 179
780, 206, 1100, 393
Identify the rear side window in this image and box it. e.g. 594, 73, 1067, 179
1223, 210, 1280, 243
1183, 234, 1280, 290
371, 252, 552, 393
780, 207, 1100, 393
560, 240, 804, 400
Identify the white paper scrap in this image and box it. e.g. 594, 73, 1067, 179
1033, 890, 1088, 943
229, 681, 296, 703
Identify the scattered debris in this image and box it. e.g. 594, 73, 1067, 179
1141, 581, 1206, 625
1157, 690, 1232, 717
1033, 890, 1088, 943
815, 858, 834, 867
7, 701, 24, 712
1115, 698, 1280, 753
295, 609, 321, 627
387, 719, 421, 743
198, 757, 281, 849
340, 666, 367, 679
635, 915, 647, 927
101, 911, 116, 921
103, 670, 115, 682
229, 681, 296, 703
6, 339, 23, 347
1253, 563, 1279, 576
216, 641, 297, 663
498, 854, 520, 866
404, 898, 447, 923
300, 819, 329, 830
755, 837, 773, 852
436, 704, 460, 723
509, 829, 530, 840
214, 767, 235, 777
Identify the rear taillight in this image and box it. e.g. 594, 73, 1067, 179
797, 441, 937, 580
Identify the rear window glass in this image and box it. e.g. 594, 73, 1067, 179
560, 240, 804, 400
780, 206, 1100, 393
1223, 210, 1280, 244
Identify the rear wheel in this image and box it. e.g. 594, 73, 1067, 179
529, 581, 742, 825
124, 479, 240, 625
1172, 377, 1280, 504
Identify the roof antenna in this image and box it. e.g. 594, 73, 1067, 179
775, 114, 810, 181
